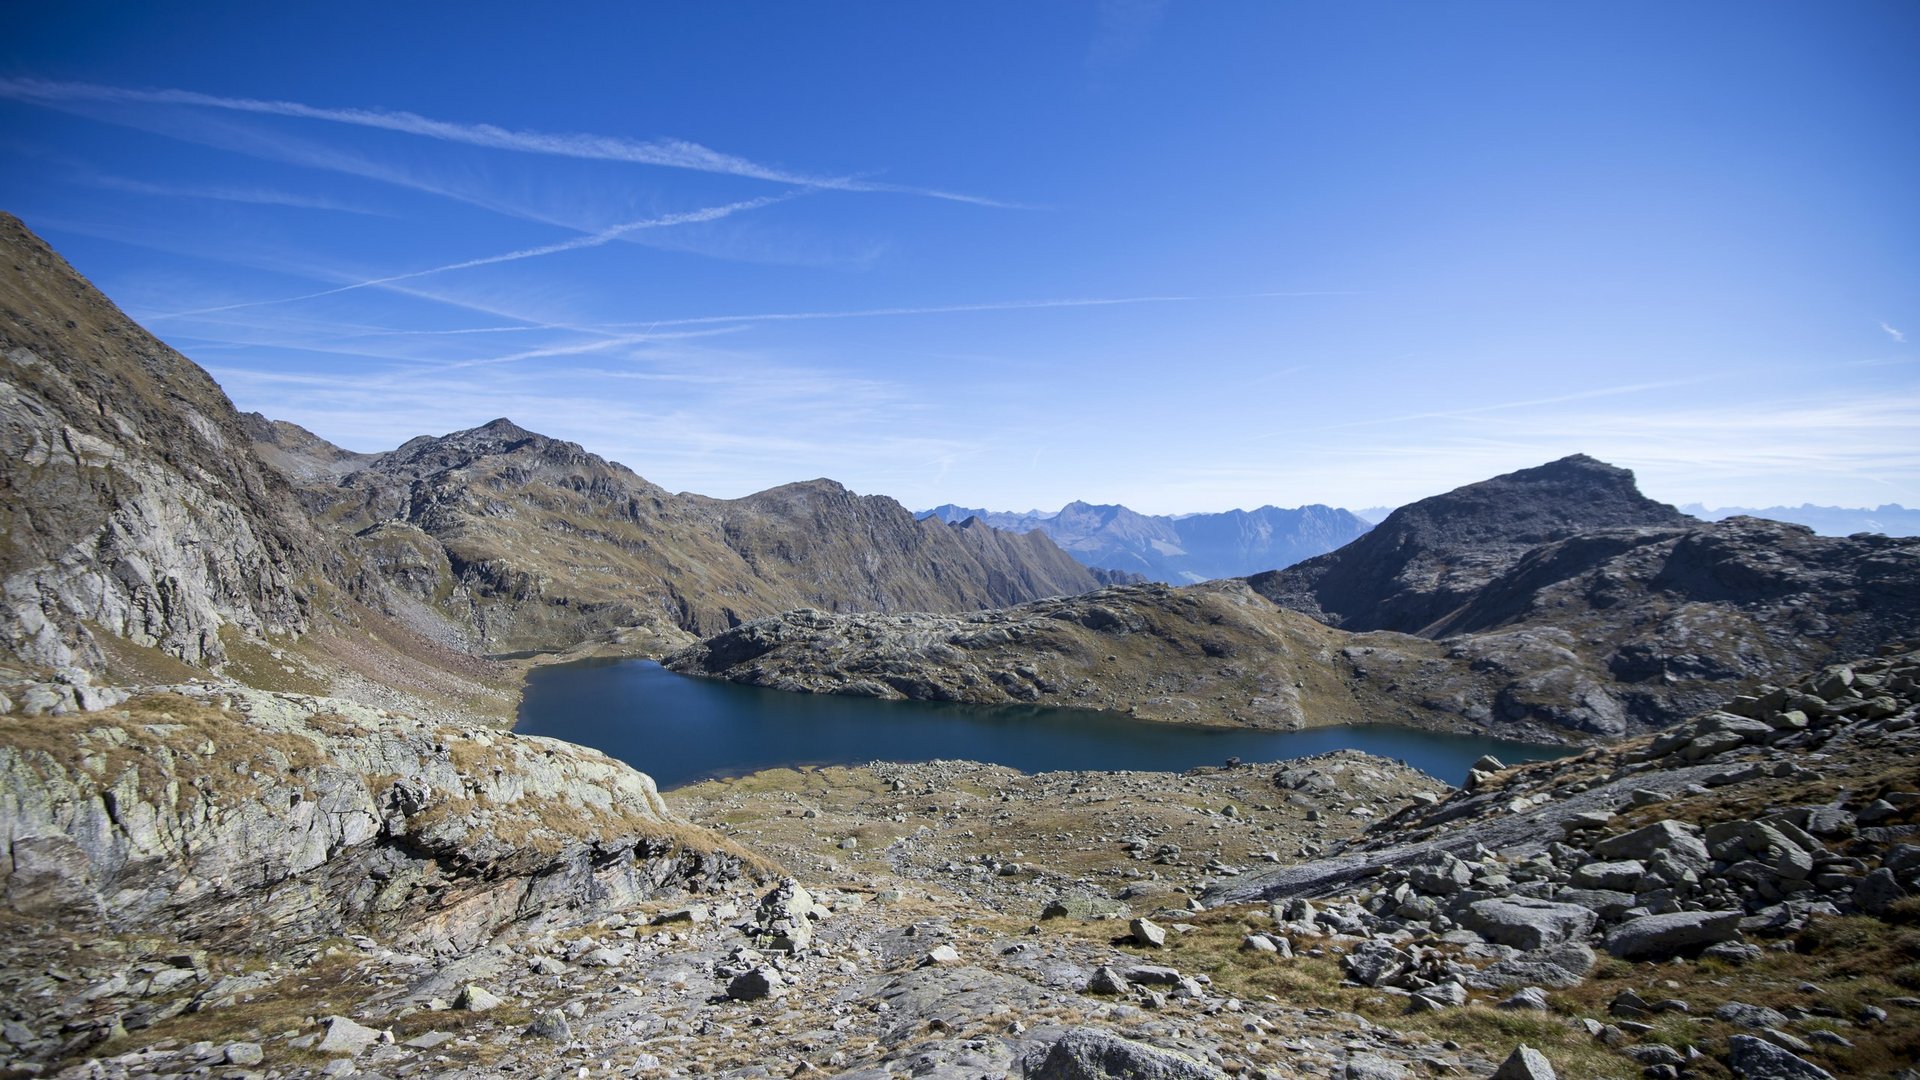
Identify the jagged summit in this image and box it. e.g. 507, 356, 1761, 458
1250, 454, 1692, 633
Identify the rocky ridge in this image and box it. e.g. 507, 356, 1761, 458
272, 416, 1113, 653
677, 464, 1920, 739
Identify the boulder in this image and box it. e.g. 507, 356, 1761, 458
1594, 820, 1709, 867
1725, 1034, 1834, 1080
727, 966, 786, 1002
1490, 1045, 1557, 1080
1042, 896, 1129, 921
1570, 860, 1645, 891
455, 984, 503, 1012
1130, 917, 1167, 948
1023, 1027, 1225, 1079
1341, 941, 1411, 988
1605, 910, 1742, 959
1460, 898, 1597, 950
315, 1016, 380, 1057
524, 1009, 571, 1041
1465, 942, 1595, 989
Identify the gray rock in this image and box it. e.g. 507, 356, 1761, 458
525, 1009, 572, 1041
1853, 867, 1908, 915
1023, 1026, 1225, 1079
1498, 987, 1551, 1011
1412, 980, 1468, 1009
1704, 941, 1765, 965
1460, 897, 1598, 950
1490, 1045, 1557, 1080
315, 1015, 380, 1057
1130, 917, 1167, 948
1717, 1002, 1791, 1029
1605, 910, 1742, 959
1087, 966, 1129, 995
1342, 940, 1411, 988
223, 1042, 263, 1066
1465, 942, 1596, 989
1343, 1053, 1408, 1080
1725, 1034, 1834, 1079
1042, 896, 1130, 920
923, 944, 962, 966
1570, 860, 1645, 891
455, 983, 503, 1012
727, 966, 786, 1001
1594, 820, 1710, 867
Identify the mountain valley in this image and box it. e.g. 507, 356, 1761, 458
3, 214, 1918, 1080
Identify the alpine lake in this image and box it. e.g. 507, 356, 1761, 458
515, 659, 1569, 790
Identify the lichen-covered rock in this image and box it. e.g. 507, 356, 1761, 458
0, 684, 743, 953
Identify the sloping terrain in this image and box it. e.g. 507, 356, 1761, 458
0, 213, 334, 674
922, 499, 1373, 583
271, 417, 1110, 653
674, 462, 1920, 738
1248, 455, 1696, 634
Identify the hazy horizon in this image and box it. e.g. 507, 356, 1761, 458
3, 3, 1914, 515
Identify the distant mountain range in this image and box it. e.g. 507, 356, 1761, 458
1679, 502, 1920, 537
917, 501, 1374, 583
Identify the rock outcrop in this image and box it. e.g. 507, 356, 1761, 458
0, 684, 746, 953
0, 213, 333, 673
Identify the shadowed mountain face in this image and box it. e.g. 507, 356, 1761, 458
267, 419, 1109, 652
919, 500, 1373, 583
1248, 455, 1696, 634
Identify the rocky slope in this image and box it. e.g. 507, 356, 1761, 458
1682, 501, 1920, 538
1248, 455, 1696, 634
688, 458, 1920, 738
0, 213, 335, 674
921, 500, 1373, 584
12, 650, 1918, 1080
269, 417, 1111, 653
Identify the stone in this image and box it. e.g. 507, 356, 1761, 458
223, 1042, 263, 1066
1499, 987, 1551, 1011
1412, 980, 1468, 1009
1342, 940, 1412, 988
1086, 966, 1129, 995
923, 944, 961, 966
1717, 1002, 1791, 1029
1594, 820, 1709, 866
1240, 934, 1278, 954
1406, 850, 1474, 895
1605, 910, 1742, 959
1460, 897, 1598, 950
1489, 1045, 1557, 1080
315, 1015, 380, 1057
1343, 1053, 1409, 1080
1130, 917, 1167, 948
1704, 941, 1765, 965
1042, 896, 1130, 920
727, 966, 787, 1001
455, 984, 503, 1011
1465, 942, 1596, 989
1570, 860, 1645, 891
1725, 1034, 1834, 1079
1023, 1027, 1226, 1079
1853, 867, 1908, 915
524, 1009, 572, 1040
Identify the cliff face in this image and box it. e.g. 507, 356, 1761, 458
0, 214, 330, 673
280, 423, 1108, 652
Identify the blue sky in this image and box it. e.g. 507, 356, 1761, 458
2, 2, 1915, 514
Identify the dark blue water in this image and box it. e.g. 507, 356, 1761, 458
514, 659, 1568, 789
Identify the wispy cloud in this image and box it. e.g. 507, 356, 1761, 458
75, 171, 389, 215
607, 290, 1347, 332
1288, 377, 1713, 436
0, 77, 1022, 208
1883, 321, 1907, 343
147, 193, 794, 320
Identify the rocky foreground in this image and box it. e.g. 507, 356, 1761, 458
4, 645, 1918, 1078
